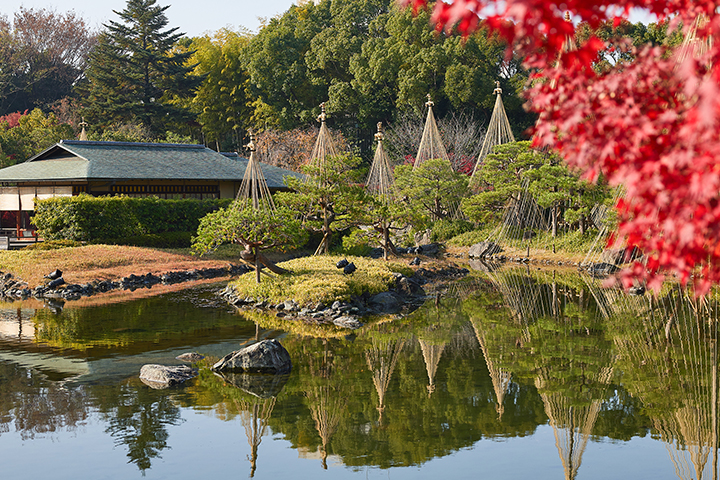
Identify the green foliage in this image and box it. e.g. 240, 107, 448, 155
278, 152, 370, 254
430, 218, 474, 242
33, 195, 230, 243
340, 228, 375, 256
22, 239, 81, 250
192, 200, 308, 255
187, 28, 253, 150
395, 158, 469, 222
81, 0, 202, 136
0, 108, 74, 165
100, 231, 193, 249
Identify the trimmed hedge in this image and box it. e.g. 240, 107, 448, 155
33, 194, 232, 243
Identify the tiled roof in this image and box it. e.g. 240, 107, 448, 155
0, 140, 303, 189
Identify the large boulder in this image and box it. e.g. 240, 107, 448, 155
369, 291, 401, 313
468, 241, 502, 258
212, 339, 292, 374
601, 246, 642, 265
139, 364, 198, 389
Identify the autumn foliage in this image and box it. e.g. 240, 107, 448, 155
400, 0, 720, 293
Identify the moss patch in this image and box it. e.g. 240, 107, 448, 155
229, 255, 413, 305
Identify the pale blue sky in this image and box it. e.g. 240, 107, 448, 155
0, 1, 656, 38
0, 0, 298, 36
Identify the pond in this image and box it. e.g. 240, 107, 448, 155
0, 267, 718, 480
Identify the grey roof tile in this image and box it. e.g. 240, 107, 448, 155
0, 140, 303, 189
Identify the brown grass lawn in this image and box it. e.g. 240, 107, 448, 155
0, 244, 247, 287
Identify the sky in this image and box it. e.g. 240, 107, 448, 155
0, 1, 656, 38
0, 0, 298, 36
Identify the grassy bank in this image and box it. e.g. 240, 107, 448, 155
228, 255, 413, 306
0, 243, 249, 287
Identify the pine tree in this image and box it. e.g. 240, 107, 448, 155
81, 0, 201, 136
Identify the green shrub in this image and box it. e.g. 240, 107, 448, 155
22, 239, 81, 250
340, 228, 374, 257
33, 195, 231, 244
430, 218, 474, 242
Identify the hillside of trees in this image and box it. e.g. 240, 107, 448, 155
0, 0, 664, 168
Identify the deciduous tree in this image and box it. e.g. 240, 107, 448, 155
401, 0, 720, 292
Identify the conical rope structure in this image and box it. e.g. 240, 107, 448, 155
309, 102, 338, 176
365, 336, 407, 425
235, 397, 277, 478
677, 15, 713, 66
470, 81, 515, 179
414, 94, 450, 170
236, 129, 276, 213
366, 122, 397, 203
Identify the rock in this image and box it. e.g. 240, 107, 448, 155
417, 243, 440, 256
601, 246, 643, 265
414, 228, 432, 246
370, 291, 401, 313
588, 262, 620, 278
336, 258, 349, 268
409, 256, 421, 266
343, 262, 357, 274
139, 364, 198, 388
47, 277, 65, 289
333, 316, 362, 329
176, 352, 205, 363
468, 242, 502, 258
212, 339, 292, 374
213, 371, 290, 398
45, 269, 63, 280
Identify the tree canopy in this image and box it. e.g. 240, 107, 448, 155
82, 0, 202, 136
402, 0, 720, 292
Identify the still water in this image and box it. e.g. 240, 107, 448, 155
0, 267, 717, 479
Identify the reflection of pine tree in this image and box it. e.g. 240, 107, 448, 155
305, 339, 342, 469
104, 385, 182, 472
365, 336, 406, 425
235, 397, 276, 477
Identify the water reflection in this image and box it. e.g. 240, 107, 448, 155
3, 275, 720, 478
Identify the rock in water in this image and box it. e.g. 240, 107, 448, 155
139, 364, 198, 389
176, 352, 205, 363
212, 339, 292, 374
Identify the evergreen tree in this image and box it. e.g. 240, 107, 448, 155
81, 0, 201, 137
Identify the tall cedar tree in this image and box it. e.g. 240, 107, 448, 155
81, 0, 201, 136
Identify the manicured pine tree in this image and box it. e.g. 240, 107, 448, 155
82, 0, 201, 136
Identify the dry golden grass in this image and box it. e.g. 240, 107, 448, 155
0, 245, 240, 287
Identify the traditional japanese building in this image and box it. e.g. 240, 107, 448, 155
0, 140, 302, 236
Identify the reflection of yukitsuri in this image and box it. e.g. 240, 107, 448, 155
306, 384, 342, 470
608, 287, 720, 480
417, 337, 446, 397
305, 339, 342, 470
470, 320, 511, 420
535, 366, 613, 480
235, 397, 277, 478
365, 336, 406, 425
413, 95, 449, 170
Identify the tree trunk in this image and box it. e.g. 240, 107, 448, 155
579, 213, 586, 235
254, 246, 261, 283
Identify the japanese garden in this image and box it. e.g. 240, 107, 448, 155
0, 0, 719, 479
